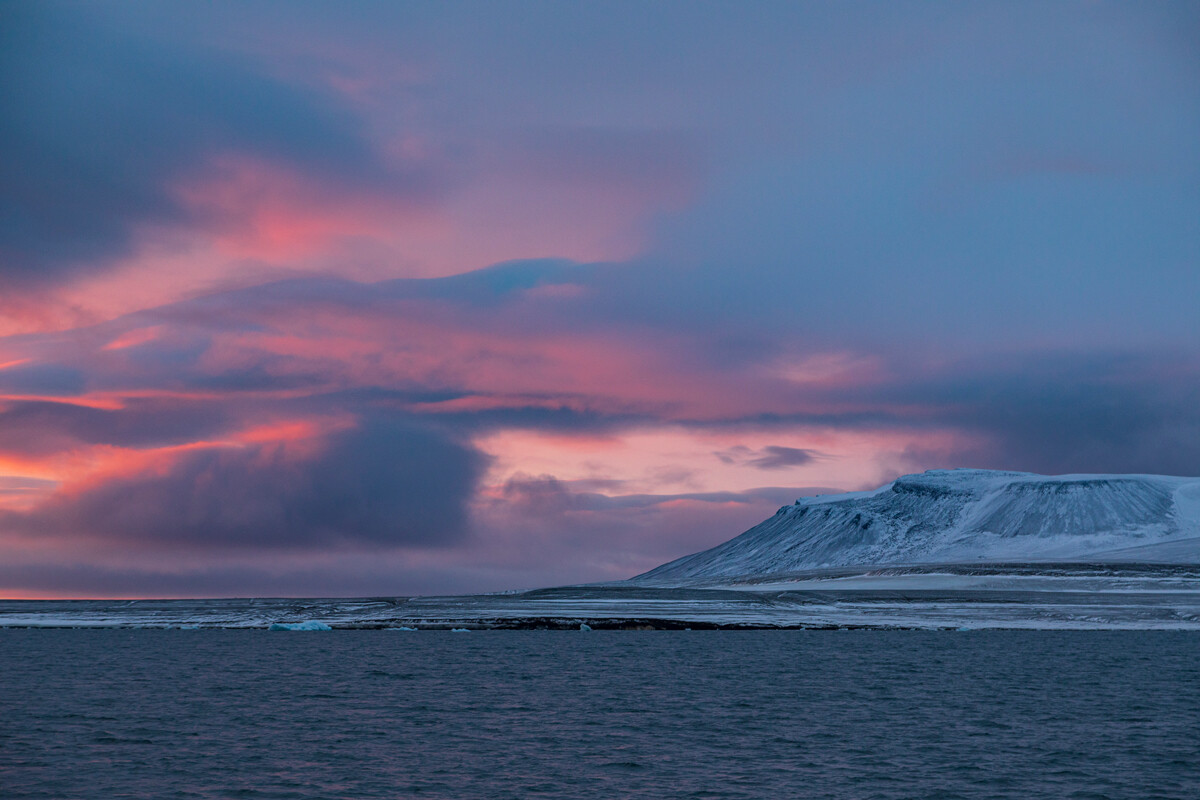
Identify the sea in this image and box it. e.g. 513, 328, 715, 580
3, 630, 1199, 799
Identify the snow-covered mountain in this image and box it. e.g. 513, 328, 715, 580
638, 469, 1200, 583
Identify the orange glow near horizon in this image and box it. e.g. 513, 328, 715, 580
473, 425, 983, 499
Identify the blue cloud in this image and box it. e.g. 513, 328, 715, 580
7, 414, 488, 550
0, 2, 428, 279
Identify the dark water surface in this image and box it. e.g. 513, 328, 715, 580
3, 630, 1199, 799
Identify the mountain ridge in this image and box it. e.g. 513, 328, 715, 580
636, 469, 1200, 583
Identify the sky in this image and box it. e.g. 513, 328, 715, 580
1, 0, 1198, 598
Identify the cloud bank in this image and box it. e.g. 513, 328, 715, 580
1, 2, 1197, 595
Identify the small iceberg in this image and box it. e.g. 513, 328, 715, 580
579, 623, 592, 631
269, 620, 333, 631
391, 626, 418, 631
450, 627, 471, 632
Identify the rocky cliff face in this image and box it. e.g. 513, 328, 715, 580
637, 469, 1200, 582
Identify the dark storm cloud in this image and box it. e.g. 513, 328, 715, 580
0, 363, 86, 396
714, 445, 820, 470
0, 400, 231, 454
495, 473, 811, 515
747, 446, 819, 470
6, 415, 488, 550
900, 355, 1200, 477
183, 366, 333, 393
0, 2, 428, 279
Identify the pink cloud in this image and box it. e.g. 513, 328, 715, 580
172, 154, 443, 263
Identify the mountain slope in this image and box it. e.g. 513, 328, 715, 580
637, 469, 1200, 583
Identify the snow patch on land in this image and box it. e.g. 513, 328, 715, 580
638, 469, 1200, 583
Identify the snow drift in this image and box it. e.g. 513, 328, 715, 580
638, 469, 1200, 582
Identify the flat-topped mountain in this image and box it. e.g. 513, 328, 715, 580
637, 469, 1200, 583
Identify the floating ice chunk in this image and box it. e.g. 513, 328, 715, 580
177, 624, 200, 630
268, 620, 332, 631
392, 626, 418, 631
579, 623, 592, 631
450, 627, 471, 632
